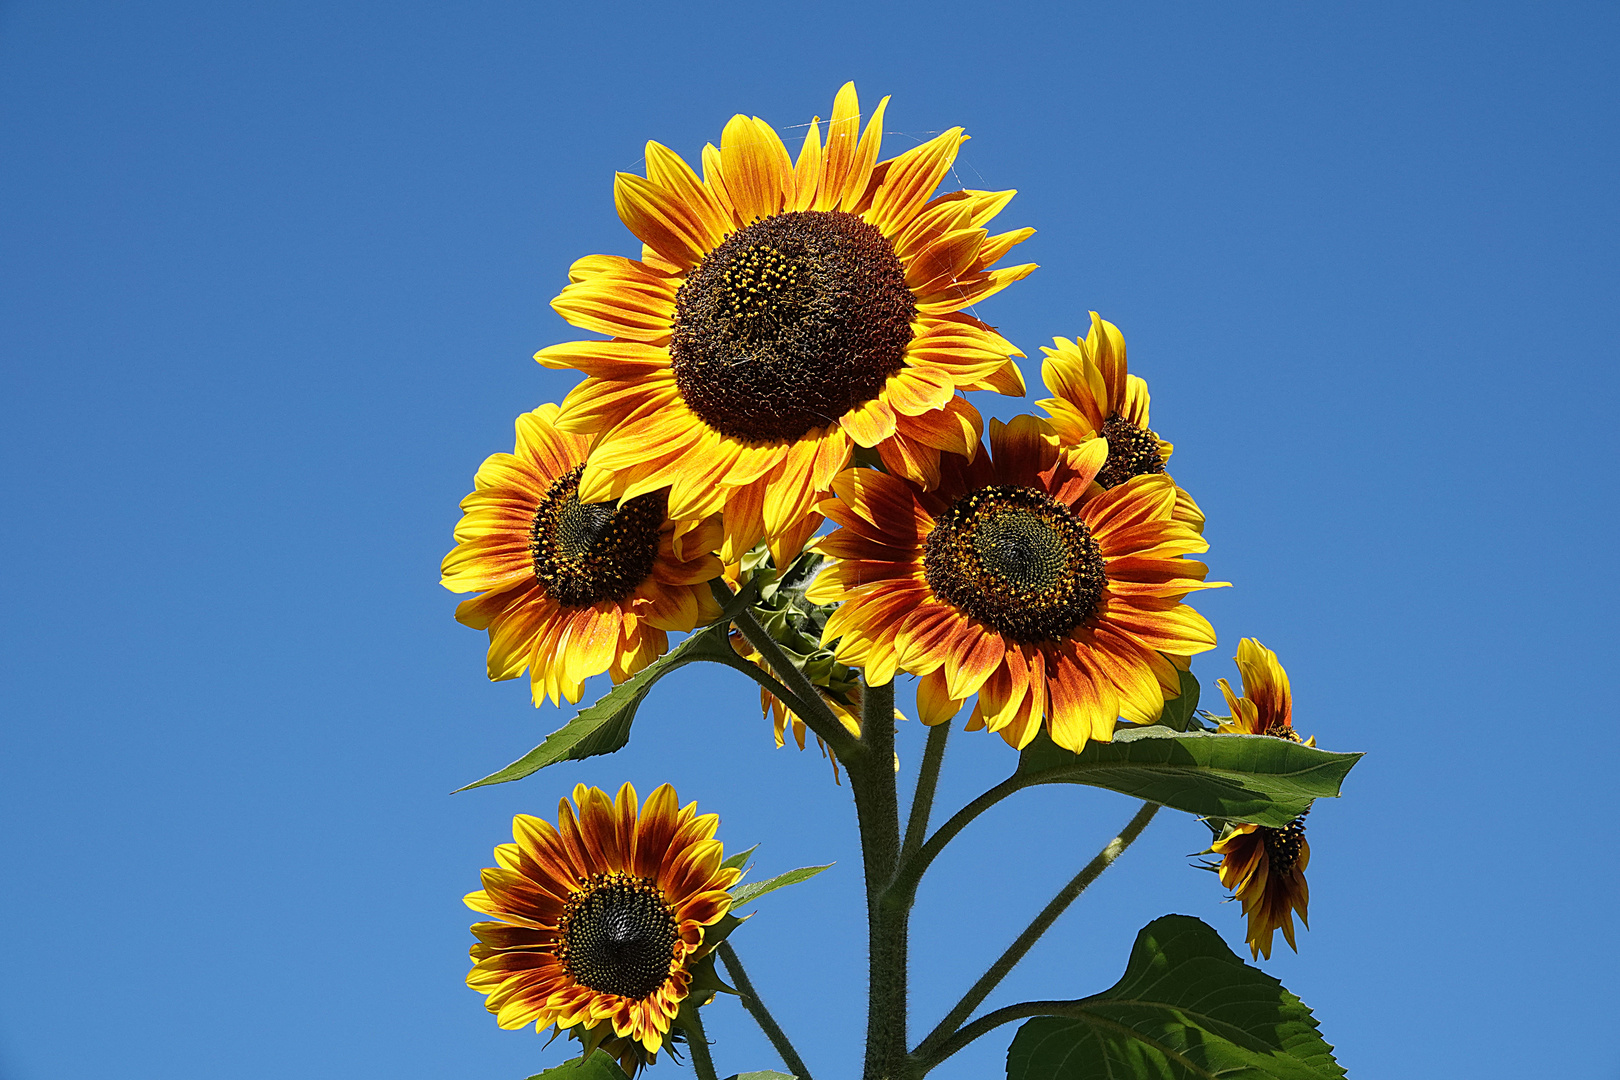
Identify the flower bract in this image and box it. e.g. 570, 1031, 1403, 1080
464, 783, 740, 1055
441, 405, 723, 705
808, 416, 1224, 752
537, 82, 1035, 565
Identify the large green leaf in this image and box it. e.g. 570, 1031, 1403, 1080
524, 1051, 631, 1080
1016, 727, 1359, 827
457, 586, 769, 791
729, 863, 832, 907
1006, 915, 1345, 1080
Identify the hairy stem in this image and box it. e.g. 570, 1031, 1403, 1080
717, 942, 814, 1080
849, 676, 910, 1080
915, 1000, 1086, 1071
887, 774, 1024, 910
681, 1002, 720, 1080
912, 801, 1162, 1072
900, 722, 951, 865
715, 579, 862, 761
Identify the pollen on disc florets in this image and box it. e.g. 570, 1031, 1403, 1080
1262, 812, 1309, 876
670, 210, 917, 444
923, 485, 1107, 644
1095, 414, 1167, 489
530, 465, 664, 607
555, 872, 681, 1000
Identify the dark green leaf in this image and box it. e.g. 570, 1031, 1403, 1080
457, 589, 765, 790
1016, 727, 1359, 827
1158, 667, 1203, 731
1006, 915, 1345, 1080
729, 863, 832, 907
524, 1051, 632, 1080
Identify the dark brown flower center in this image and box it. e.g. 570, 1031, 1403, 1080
1095, 414, 1166, 489
670, 210, 917, 444
530, 465, 663, 607
1262, 812, 1308, 877
923, 485, 1106, 643
556, 872, 681, 1000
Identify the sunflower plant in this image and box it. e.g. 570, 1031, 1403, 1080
443, 84, 1361, 1080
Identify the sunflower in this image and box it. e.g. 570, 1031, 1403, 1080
807, 416, 1224, 753
465, 783, 741, 1058
1037, 313, 1204, 530
1209, 812, 1311, 960
1215, 637, 1312, 743
441, 405, 723, 706
537, 82, 1035, 566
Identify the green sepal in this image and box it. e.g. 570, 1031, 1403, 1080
456, 584, 763, 790
721, 843, 760, 873
1016, 726, 1359, 828
521, 1051, 632, 1080
685, 949, 739, 1003
701, 910, 748, 953
729, 863, 832, 907
1156, 666, 1205, 731
1005, 914, 1345, 1080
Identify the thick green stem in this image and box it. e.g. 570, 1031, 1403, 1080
716, 580, 862, 761
914, 1000, 1083, 1071
717, 941, 814, 1080
900, 722, 951, 865
680, 1002, 720, 1080
911, 801, 1162, 1072
849, 676, 910, 1080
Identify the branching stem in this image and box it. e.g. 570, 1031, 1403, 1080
901, 722, 951, 865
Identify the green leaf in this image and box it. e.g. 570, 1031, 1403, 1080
1016, 726, 1359, 827
524, 1051, 632, 1080
1006, 914, 1345, 1080
721, 843, 760, 872
457, 583, 766, 791
729, 863, 832, 907
722, 1073, 797, 1080
1157, 667, 1203, 731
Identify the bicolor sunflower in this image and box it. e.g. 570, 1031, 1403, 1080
1209, 813, 1311, 960
807, 416, 1224, 752
1215, 637, 1312, 743
465, 783, 740, 1058
537, 82, 1035, 566
1038, 313, 1204, 530
441, 405, 723, 706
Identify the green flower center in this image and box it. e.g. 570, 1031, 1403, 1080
1095, 414, 1166, 489
557, 872, 681, 1000
923, 485, 1106, 643
530, 466, 663, 607
670, 210, 917, 444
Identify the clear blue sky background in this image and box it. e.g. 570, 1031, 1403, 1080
2, 2, 1616, 1078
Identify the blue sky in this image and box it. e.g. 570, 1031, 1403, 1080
1, 2, 1616, 1078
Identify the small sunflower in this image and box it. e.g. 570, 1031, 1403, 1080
1038, 313, 1204, 530
441, 405, 723, 706
729, 629, 862, 781
465, 783, 740, 1057
808, 416, 1224, 752
537, 82, 1035, 566
1209, 813, 1311, 960
1215, 637, 1312, 743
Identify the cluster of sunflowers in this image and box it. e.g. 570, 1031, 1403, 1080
443, 85, 1355, 1080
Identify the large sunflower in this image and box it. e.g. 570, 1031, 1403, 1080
1038, 312, 1204, 530
537, 82, 1035, 566
807, 417, 1224, 752
441, 405, 723, 706
465, 783, 740, 1057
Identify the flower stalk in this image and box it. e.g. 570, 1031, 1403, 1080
717, 942, 815, 1080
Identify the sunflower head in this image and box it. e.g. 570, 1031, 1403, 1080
1207, 811, 1311, 960
465, 783, 740, 1055
538, 82, 1035, 566
440, 405, 724, 706
1215, 638, 1308, 742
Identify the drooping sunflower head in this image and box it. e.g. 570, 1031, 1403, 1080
465, 783, 740, 1055
538, 82, 1036, 566
809, 415, 1227, 753
1208, 812, 1311, 960
440, 405, 724, 706
1216, 638, 1303, 741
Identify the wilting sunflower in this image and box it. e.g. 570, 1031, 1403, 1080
537, 82, 1035, 566
465, 783, 740, 1058
441, 405, 723, 706
1209, 813, 1311, 960
1215, 637, 1313, 743
1038, 312, 1204, 530
808, 416, 1224, 752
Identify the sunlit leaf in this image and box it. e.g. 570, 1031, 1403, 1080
1006, 915, 1345, 1080
729, 863, 832, 907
